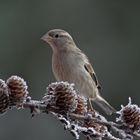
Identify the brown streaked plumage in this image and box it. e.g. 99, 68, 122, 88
41, 29, 116, 115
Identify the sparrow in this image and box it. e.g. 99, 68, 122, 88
41, 29, 116, 115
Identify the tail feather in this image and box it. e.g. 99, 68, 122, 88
94, 95, 116, 115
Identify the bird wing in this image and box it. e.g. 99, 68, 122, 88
84, 62, 101, 90
74, 48, 102, 90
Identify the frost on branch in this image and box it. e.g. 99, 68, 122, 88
0, 75, 140, 140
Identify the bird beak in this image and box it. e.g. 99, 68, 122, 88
41, 34, 53, 43
40, 35, 45, 41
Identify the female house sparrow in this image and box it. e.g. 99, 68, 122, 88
41, 29, 115, 115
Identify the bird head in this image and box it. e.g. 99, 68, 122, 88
41, 29, 75, 52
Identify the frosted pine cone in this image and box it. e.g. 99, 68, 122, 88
6, 76, 28, 106
0, 79, 9, 114
83, 109, 107, 134
83, 120, 107, 134
83, 116, 108, 138
73, 95, 87, 115
117, 98, 140, 130
43, 81, 78, 113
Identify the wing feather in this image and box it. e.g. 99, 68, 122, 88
84, 63, 101, 90
74, 48, 101, 90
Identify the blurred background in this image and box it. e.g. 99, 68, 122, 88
0, 0, 140, 140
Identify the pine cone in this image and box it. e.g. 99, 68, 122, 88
73, 95, 87, 114
6, 76, 28, 106
84, 120, 107, 134
121, 106, 140, 129
43, 81, 78, 113
0, 79, 9, 114
83, 109, 107, 133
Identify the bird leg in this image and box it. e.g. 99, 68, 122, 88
87, 98, 94, 111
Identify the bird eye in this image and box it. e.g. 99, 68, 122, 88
55, 34, 59, 38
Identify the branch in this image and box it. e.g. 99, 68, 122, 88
0, 75, 140, 140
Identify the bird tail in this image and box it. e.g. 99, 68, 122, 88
94, 95, 116, 115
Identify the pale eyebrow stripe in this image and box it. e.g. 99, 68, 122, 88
59, 32, 73, 40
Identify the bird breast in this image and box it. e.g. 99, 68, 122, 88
52, 51, 97, 98
52, 51, 77, 81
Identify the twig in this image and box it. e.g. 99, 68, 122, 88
22, 99, 137, 140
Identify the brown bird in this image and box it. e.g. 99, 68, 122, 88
41, 29, 116, 115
